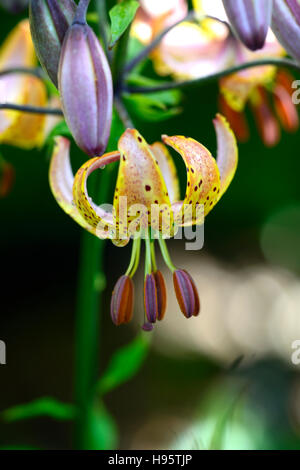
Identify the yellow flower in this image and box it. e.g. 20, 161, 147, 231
0, 20, 56, 149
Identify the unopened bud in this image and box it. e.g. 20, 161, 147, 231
58, 22, 113, 156
173, 269, 200, 318
223, 0, 273, 50
272, 0, 300, 63
29, 0, 76, 86
110, 275, 134, 326
0, 0, 28, 13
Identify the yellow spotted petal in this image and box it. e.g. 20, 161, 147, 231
150, 142, 180, 204
0, 76, 47, 149
0, 20, 35, 69
49, 136, 96, 234
162, 133, 221, 226
214, 114, 238, 200
73, 152, 130, 247
115, 129, 173, 237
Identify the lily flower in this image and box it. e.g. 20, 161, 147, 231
219, 31, 299, 146
132, 0, 235, 79
49, 114, 238, 328
0, 20, 48, 149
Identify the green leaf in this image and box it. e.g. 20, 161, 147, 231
83, 402, 118, 450
124, 93, 182, 122
1, 397, 76, 422
109, 0, 139, 48
96, 334, 150, 395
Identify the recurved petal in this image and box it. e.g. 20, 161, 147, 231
162, 133, 220, 225
213, 114, 238, 201
219, 93, 250, 143
150, 142, 180, 204
115, 129, 173, 237
49, 136, 97, 235
0, 75, 47, 149
72, 151, 130, 247
0, 19, 35, 69
251, 87, 281, 146
0, 157, 14, 198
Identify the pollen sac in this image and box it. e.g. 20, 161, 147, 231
0, 0, 28, 13
222, 0, 273, 50
58, 22, 113, 156
153, 270, 167, 321
110, 275, 134, 326
272, 0, 300, 64
29, 0, 76, 87
142, 322, 154, 332
144, 274, 158, 324
173, 269, 200, 319
144, 271, 167, 324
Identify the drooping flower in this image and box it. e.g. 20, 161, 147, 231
29, 0, 76, 87
49, 114, 238, 328
219, 31, 299, 146
222, 0, 273, 51
58, 19, 113, 157
132, 0, 235, 79
0, 20, 48, 149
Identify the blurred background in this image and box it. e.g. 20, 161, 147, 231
1, 2, 300, 450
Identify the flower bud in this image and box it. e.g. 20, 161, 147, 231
222, 0, 273, 50
173, 269, 200, 318
29, 0, 76, 86
110, 275, 134, 326
58, 22, 113, 156
0, 0, 28, 13
272, 0, 300, 63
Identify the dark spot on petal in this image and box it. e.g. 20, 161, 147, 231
145, 185, 151, 191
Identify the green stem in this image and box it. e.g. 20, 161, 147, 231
0, 103, 63, 115
0, 67, 44, 79
112, 27, 131, 91
158, 234, 177, 273
125, 57, 300, 94
150, 241, 157, 272
125, 237, 141, 277
144, 230, 152, 277
96, 0, 110, 55
74, 170, 110, 450
74, 0, 91, 24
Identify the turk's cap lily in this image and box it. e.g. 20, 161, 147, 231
49, 114, 238, 247
272, 0, 300, 64
220, 29, 285, 112
222, 0, 273, 51
0, 20, 49, 149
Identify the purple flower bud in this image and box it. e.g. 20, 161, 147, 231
29, 0, 76, 86
173, 269, 200, 319
223, 0, 273, 50
0, 0, 28, 13
58, 22, 113, 156
272, 0, 300, 63
110, 275, 134, 326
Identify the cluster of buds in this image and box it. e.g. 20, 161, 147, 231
29, 0, 113, 156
